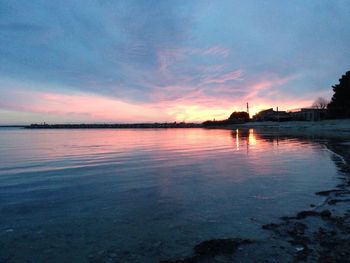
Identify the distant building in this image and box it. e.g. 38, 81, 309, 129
253, 108, 291, 122
253, 108, 274, 121
288, 108, 327, 121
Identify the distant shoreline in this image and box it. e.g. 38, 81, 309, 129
0, 125, 27, 128
6, 119, 350, 132
206, 119, 350, 137
24, 123, 202, 129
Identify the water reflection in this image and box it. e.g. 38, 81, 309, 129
0, 128, 341, 263
248, 128, 257, 146
232, 128, 280, 155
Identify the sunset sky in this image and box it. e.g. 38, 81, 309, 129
1, 0, 350, 124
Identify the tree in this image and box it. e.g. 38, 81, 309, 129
328, 71, 350, 118
312, 97, 328, 109
228, 111, 250, 122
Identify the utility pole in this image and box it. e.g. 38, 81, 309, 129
276, 106, 279, 122
246, 102, 249, 117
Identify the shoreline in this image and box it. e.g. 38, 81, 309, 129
24, 123, 202, 129
160, 126, 350, 263
13, 119, 350, 133
226, 119, 350, 137
258, 137, 350, 263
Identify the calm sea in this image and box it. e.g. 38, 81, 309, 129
0, 128, 341, 262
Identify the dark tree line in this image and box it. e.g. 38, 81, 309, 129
312, 97, 328, 109
202, 111, 249, 127
228, 111, 250, 122
328, 70, 350, 118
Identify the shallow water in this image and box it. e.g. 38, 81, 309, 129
0, 128, 341, 262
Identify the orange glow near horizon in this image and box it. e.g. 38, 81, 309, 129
167, 100, 314, 122
2, 87, 317, 124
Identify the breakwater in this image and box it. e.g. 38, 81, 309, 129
26, 122, 202, 129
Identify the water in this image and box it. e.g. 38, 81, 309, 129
0, 128, 341, 262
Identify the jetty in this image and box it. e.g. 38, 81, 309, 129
26, 122, 202, 129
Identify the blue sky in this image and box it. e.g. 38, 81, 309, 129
1, 0, 349, 124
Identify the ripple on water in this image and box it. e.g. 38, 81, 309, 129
0, 128, 341, 262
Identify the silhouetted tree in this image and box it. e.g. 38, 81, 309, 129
312, 97, 328, 109
202, 119, 230, 127
228, 111, 250, 122
328, 71, 350, 118
202, 111, 250, 127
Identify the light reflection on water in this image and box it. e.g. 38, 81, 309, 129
0, 128, 340, 262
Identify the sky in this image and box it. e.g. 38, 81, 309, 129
0, 0, 350, 124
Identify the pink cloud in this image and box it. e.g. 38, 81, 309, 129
146, 73, 316, 121
157, 48, 185, 76
1, 89, 171, 123
243, 76, 294, 101
202, 69, 243, 84
1, 71, 316, 123
156, 45, 231, 77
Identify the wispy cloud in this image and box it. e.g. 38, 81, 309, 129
202, 69, 243, 84
0, 88, 170, 122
